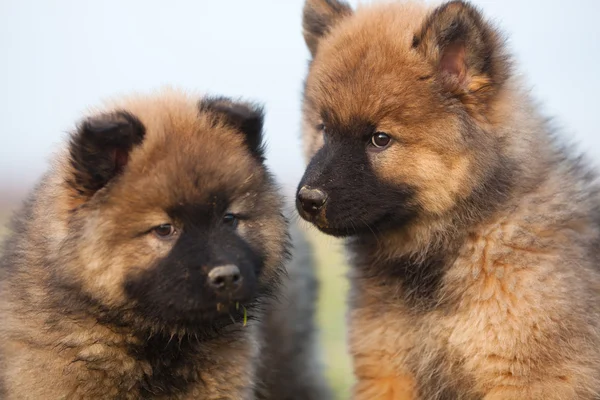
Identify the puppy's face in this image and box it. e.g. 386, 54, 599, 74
57, 92, 286, 330
297, 0, 511, 237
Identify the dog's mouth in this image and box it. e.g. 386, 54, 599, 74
140, 292, 256, 326
313, 224, 358, 238
301, 208, 410, 238
298, 208, 368, 238
164, 299, 253, 328
211, 299, 248, 315
296, 205, 351, 237
195, 292, 254, 315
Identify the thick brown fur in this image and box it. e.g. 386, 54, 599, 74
298, 1, 600, 399
0, 89, 329, 399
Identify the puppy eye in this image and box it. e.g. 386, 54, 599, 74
370, 132, 392, 149
223, 213, 239, 229
317, 124, 329, 144
152, 224, 176, 239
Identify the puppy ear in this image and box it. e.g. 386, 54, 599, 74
199, 97, 266, 161
68, 111, 145, 197
412, 1, 510, 106
303, 0, 353, 57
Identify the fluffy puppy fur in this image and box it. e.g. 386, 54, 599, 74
0, 89, 329, 399
297, 1, 600, 398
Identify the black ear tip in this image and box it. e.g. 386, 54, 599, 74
198, 96, 228, 113
81, 118, 121, 134
68, 110, 146, 196
302, 0, 353, 56
78, 111, 146, 147
199, 96, 265, 128
224, 101, 264, 125
199, 97, 264, 121
199, 96, 266, 160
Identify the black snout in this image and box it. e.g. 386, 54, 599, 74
297, 186, 328, 217
207, 265, 243, 293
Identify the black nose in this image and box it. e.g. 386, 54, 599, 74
297, 186, 328, 216
207, 265, 243, 293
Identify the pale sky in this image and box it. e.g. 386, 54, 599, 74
1, 0, 599, 199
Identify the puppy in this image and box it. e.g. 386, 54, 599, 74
0, 89, 329, 399
297, 1, 600, 398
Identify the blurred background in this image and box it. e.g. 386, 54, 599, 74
1, 0, 599, 398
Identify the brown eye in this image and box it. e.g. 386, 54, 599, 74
316, 123, 326, 132
223, 213, 239, 229
371, 132, 391, 148
153, 224, 176, 238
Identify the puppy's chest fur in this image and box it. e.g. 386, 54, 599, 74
1, 317, 258, 400
75, 331, 255, 400
348, 216, 581, 398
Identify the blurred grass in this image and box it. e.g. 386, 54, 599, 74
305, 228, 354, 399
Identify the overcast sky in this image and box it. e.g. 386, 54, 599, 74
1, 0, 599, 199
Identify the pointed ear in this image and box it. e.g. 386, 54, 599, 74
303, 0, 352, 58
199, 97, 266, 161
68, 111, 145, 197
412, 1, 510, 105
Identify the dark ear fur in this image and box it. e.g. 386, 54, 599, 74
199, 97, 266, 161
303, 0, 352, 57
412, 1, 510, 105
69, 111, 145, 196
